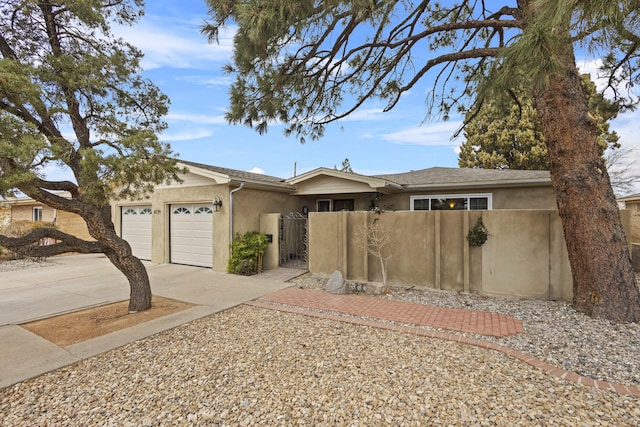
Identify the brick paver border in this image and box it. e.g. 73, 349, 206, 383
259, 287, 524, 337
246, 289, 640, 397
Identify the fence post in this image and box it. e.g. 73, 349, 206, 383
340, 212, 348, 277
435, 210, 441, 290
363, 212, 369, 281
463, 211, 470, 293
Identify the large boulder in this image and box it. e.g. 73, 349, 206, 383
325, 270, 351, 294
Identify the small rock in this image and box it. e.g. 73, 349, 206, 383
325, 270, 351, 294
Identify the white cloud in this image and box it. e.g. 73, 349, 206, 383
176, 75, 234, 87
247, 167, 265, 175
166, 113, 228, 125
40, 163, 75, 183
160, 129, 214, 142
113, 15, 236, 70
337, 108, 386, 122
577, 58, 640, 101
378, 120, 464, 146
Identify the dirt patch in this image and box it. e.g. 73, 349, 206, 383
21, 296, 194, 347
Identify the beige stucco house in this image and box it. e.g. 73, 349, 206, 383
112, 160, 300, 270
111, 161, 556, 272
289, 166, 555, 212
4, 161, 558, 278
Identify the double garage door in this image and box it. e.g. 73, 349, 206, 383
121, 204, 213, 267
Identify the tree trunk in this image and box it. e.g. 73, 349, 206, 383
104, 250, 152, 313
86, 206, 152, 312
533, 41, 640, 322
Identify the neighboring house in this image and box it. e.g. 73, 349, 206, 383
617, 193, 640, 272
617, 193, 640, 243
2, 192, 92, 240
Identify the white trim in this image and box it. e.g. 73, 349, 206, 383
410, 193, 493, 211
32, 206, 43, 221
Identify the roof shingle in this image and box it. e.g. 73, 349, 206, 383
374, 167, 550, 186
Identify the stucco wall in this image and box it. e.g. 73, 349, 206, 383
9, 205, 92, 240
56, 210, 93, 240
11, 205, 56, 222
624, 201, 640, 243
298, 185, 556, 212
259, 213, 281, 270
0, 206, 11, 228
308, 210, 581, 300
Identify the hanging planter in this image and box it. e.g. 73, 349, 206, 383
467, 217, 489, 246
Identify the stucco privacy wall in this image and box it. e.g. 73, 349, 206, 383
307, 210, 631, 301
259, 213, 281, 270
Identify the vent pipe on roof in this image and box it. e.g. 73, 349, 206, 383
229, 182, 245, 250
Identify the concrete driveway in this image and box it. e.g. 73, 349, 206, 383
0, 254, 303, 389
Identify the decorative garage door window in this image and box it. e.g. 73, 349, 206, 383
173, 207, 191, 215
195, 206, 214, 214
123, 207, 153, 215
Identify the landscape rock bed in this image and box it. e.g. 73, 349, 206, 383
292, 274, 640, 389
2, 306, 639, 426
1, 262, 639, 425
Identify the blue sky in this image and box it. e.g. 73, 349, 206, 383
112, 1, 640, 182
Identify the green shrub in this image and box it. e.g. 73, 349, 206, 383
227, 231, 268, 275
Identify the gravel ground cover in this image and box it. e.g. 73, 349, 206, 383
0, 258, 56, 272
293, 275, 640, 390
1, 261, 639, 425
2, 305, 639, 426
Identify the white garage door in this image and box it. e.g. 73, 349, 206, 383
170, 204, 213, 268
121, 206, 152, 260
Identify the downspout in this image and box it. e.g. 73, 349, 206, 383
229, 182, 245, 250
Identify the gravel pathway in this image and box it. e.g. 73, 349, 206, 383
2, 306, 639, 426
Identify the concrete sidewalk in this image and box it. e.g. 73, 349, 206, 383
0, 254, 303, 389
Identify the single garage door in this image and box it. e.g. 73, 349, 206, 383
121, 206, 152, 260
170, 204, 213, 267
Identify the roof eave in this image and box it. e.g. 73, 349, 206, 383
286, 167, 401, 192
228, 178, 295, 193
